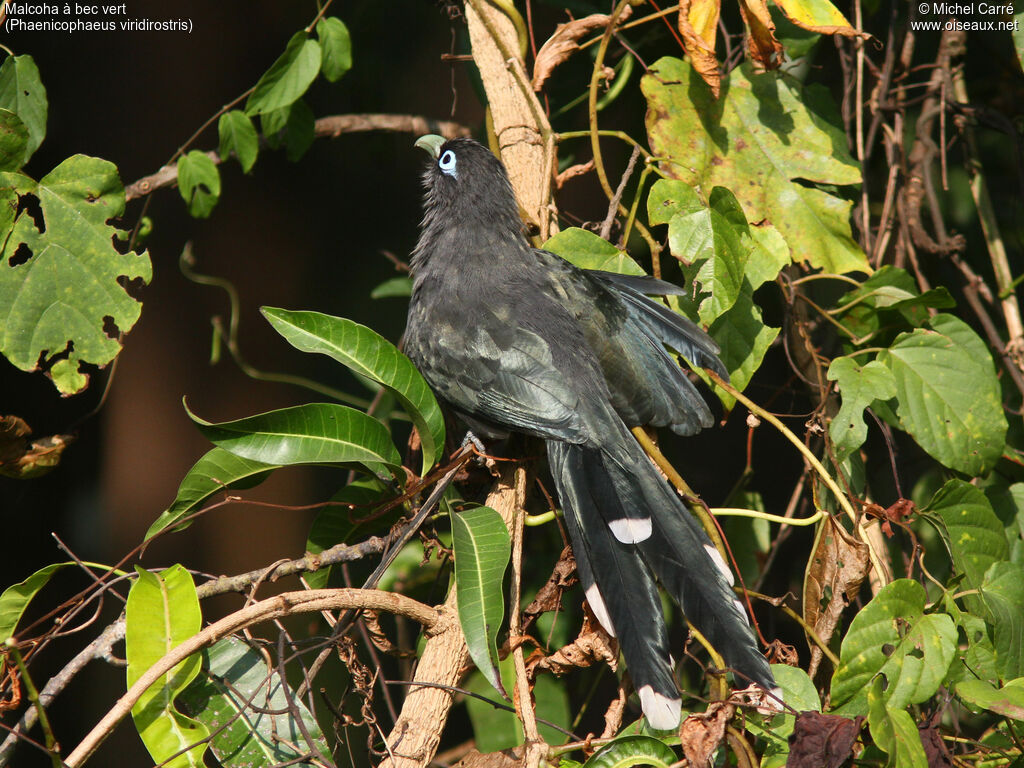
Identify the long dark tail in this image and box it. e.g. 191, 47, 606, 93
546, 434, 775, 729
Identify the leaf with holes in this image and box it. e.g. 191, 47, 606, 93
830, 579, 956, 715
0, 155, 151, 394
866, 676, 929, 768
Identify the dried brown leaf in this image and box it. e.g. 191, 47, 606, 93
0, 415, 72, 479
786, 712, 862, 768
803, 516, 870, 677
680, 702, 734, 767
677, 0, 722, 97
737, 0, 785, 71
531, 9, 631, 91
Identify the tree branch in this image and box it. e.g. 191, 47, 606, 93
64, 589, 438, 768
124, 113, 471, 201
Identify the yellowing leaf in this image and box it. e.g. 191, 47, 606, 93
738, 0, 784, 70
677, 0, 721, 96
775, 0, 860, 36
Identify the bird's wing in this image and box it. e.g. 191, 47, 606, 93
406, 304, 595, 444
530, 251, 724, 436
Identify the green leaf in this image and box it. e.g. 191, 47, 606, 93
0, 109, 28, 171
643, 57, 868, 275
260, 106, 288, 149
542, 227, 645, 275
0, 155, 151, 395
187, 401, 401, 474
878, 314, 1007, 476
217, 110, 258, 173
826, 357, 897, 461
830, 579, 956, 715
284, 99, 315, 162
866, 676, 928, 768
176, 150, 221, 219
746, 222, 790, 290
920, 480, 1008, 609
316, 17, 352, 82
371, 276, 413, 299
145, 448, 278, 542
261, 307, 445, 473
0, 55, 47, 164
647, 178, 703, 226
708, 290, 779, 409
835, 266, 955, 339
980, 561, 1024, 679
583, 735, 677, 768
179, 637, 330, 767
0, 561, 118, 641
245, 32, 321, 115
452, 505, 511, 696
465, 659, 570, 750
666, 189, 748, 324
956, 678, 1024, 721
126, 565, 207, 768
305, 478, 395, 588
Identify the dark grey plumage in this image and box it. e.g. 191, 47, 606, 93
403, 135, 775, 729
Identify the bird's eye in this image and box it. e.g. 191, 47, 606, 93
438, 149, 458, 178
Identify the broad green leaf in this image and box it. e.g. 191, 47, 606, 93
0, 109, 28, 171
940, 593, 1000, 687
0, 561, 121, 641
176, 150, 220, 219
217, 110, 258, 173
126, 565, 207, 768
746, 664, 817, 767
643, 57, 868, 275
831, 579, 956, 715
836, 266, 955, 339
826, 357, 897, 461
542, 227, 645, 275
452, 505, 511, 696
187, 401, 401, 473
316, 17, 352, 82
0, 155, 151, 395
305, 478, 396, 588
879, 315, 1007, 476
708, 290, 779, 408
647, 178, 703, 226
666, 188, 748, 324
179, 637, 330, 768
284, 98, 315, 162
980, 561, 1024, 680
145, 448, 278, 542
245, 32, 321, 115
260, 105, 288, 149
371, 276, 413, 299
583, 735, 677, 768
866, 676, 928, 768
956, 678, 1024, 721
465, 658, 570, 750
746, 222, 790, 290
920, 480, 1008, 607
261, 307, 444, 473
0, 55, 47, 164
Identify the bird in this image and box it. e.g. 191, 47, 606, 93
403, 134, 777, 730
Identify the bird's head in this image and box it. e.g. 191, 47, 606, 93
414, 135, 522, 235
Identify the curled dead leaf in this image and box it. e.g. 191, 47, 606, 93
737, 0, 785, 71
531, 8, 632, 92
678, 0, 722, 97
0, 415, 72, 479
680, 702, 734, 766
